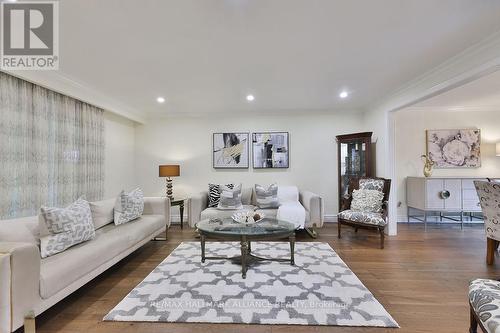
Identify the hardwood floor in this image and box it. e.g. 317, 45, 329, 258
31, 223, 498, 333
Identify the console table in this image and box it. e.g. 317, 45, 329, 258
406, 177, 492, 230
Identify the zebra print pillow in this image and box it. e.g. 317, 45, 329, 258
208, 183, 234, 208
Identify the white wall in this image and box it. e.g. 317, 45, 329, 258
395, 108, 500, 219
104, 111, 136, 198
135, 112, 364, 218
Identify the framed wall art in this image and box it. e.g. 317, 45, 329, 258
252, 132, 289, 169
212, 132, 249, 169
426, 128, 481, 168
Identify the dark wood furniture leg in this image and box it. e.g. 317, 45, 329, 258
290, 234, 295, 265
487, 237, 497, 265
240, 236, 248, 278
179, 201, 184, 229
200, 234, 206, 263
338, 221, 341, 238
379, 227, 385, 249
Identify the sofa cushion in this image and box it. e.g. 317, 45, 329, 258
201, 205, 255, 221
89, 198, 115, 229
114, 188, 144, 225
0, 216, 39, 244
255, 208, 278, 219
218, 184, 243, 210
40, 198, 96, 258
40, 214, 165, 299
241, 187, 253, 205
255, 183, 279, 208
338, 209, 386, 226
469, 278, 500, 333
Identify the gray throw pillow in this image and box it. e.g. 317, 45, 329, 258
40, 197, 95, 258
114, 188, 144, 225
351, 189, 384, 213
217, 183, 243, 210
255, 183, 279, 208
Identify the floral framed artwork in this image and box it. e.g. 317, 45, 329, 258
212, 132, 249, 169
426, 128, 481, 168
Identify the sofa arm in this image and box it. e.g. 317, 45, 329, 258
0, 242, 40, 333
143, 197, 171, 228
300, 191, 324, 228
188, 191, 208, 228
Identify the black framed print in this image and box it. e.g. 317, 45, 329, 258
252, 132, 289, 169
212, 132, 249, 169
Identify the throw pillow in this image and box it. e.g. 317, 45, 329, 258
255, 183, 280, 208
351, 189, 384, 213
114, 188, 144, 225
217, 183, 243, 210
208, 183, 234, 207
39, 197, 95, 258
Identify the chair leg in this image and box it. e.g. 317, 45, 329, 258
25, 311, 36, 333
337, 221, 341, 239
379, 227, 385, 249
354, 228, 358, 233
487, 238, 496, 265
470, 305, 478, 333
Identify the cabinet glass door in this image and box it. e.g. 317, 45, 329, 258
339, 141, 366, 199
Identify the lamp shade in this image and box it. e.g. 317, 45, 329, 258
159, 165, 180, 177
497, 143, 500, 157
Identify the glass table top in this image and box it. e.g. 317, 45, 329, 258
196, 217, 297, 237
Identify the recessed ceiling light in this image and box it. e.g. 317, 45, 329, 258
339, 91, 349, 99
246, 94, 255, 102
156, 97, 165, 103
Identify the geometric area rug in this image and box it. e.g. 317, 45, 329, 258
104, 242, 399, 328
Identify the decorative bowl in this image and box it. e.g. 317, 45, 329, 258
232, 211, 265, 224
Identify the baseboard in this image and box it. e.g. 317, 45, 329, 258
324, 214, 337, 223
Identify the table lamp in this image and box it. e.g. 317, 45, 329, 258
159, 165, 180, 200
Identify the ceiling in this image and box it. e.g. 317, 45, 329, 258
34, 1, 500, 117
412, 69, 500, 110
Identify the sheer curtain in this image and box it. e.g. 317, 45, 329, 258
0, 72, 105, 219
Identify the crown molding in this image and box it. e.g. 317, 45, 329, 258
3, 70, 146, 124
145, 108, 364, 119
369, 30, 500, 115
401, 105, 500, 113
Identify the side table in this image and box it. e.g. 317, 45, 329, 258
171, 198, 186, 229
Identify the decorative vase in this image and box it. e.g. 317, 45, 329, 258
421, 154, 434, 177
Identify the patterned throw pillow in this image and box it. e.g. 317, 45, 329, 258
40, 197, 95, 258
255, 183, 280, 208
351, 189, 384, 213
208, 183, 234, 207
217, 183, 243, 210
114, 188, 144, 225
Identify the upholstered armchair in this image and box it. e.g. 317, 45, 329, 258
337, 177, 391, 249
474, 180, 500, 265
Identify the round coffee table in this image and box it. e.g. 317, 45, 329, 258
196, 217, 297, 278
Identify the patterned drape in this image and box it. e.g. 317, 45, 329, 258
0, 72, 105, 219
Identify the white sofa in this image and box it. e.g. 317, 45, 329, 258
188, 186, 324, 233
0, 197, 170, 333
